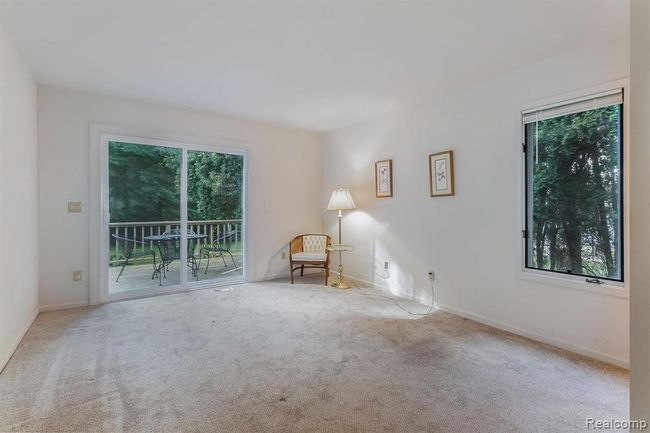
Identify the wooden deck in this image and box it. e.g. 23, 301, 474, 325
108, 254, 243, 294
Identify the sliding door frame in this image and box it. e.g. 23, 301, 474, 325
89, 124, 248, 304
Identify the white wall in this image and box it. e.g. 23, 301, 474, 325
38, 86, 323, 309
630, 0, 650, 422
0, 27, 39, 371
323, 41, 630, 367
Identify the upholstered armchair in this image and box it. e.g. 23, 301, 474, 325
289, 234, 332, 285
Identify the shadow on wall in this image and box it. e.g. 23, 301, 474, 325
324, 207, 431, 302
324, 141, 434, 301
262, 246, 290, 281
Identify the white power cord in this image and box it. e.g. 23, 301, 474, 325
393, 276, 435, 316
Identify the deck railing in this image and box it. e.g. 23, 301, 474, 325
109, 219, 242, 263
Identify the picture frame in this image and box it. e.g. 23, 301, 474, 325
429, 150, 455, 197
375, 159, 393, 198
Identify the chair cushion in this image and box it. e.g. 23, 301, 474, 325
292, 252, 327, 262
302, 235, 328, 253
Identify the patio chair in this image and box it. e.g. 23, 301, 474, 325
200, 229, 239, 274
289, 234, 331, 285
153, 229, 201, 285
111, 234, 157, 283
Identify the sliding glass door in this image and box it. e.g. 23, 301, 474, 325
187, 150, 244, 283
104, 137, 245, 298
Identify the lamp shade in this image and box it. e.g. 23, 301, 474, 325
327, 188, 356, 211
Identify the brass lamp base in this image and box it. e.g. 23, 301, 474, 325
331, 281, 352, 289
330, 264, 353, 289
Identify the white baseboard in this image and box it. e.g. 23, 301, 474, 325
0, 308, 39, 374
39, 300, 89, 312
340, 272, 629, 369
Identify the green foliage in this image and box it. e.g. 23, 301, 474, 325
528, 105, 621, 279
109, 142, 181, 222
187, 151, 243, 220
109, 142, 243, 223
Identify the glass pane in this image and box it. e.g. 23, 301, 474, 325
187, 150, 244, 282
526, 104, 622, 280
108, 141, 182, 294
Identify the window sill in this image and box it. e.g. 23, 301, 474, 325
516, 269, 629, 299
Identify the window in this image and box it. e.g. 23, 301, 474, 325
523, 89, 624, 282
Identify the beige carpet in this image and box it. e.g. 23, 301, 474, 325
0, 278, 628, 433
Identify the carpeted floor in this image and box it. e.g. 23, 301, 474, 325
0, 278, 628, 433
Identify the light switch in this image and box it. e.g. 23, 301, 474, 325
72, 271, 82, 281
68, 202, 82, 213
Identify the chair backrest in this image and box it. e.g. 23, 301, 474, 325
215, 229, 238, 251
290, 234, 331, 255
112, 233, 136, 256
159, 229, 198, 259
158, 238, 180, 262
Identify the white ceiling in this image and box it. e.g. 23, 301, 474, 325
0, 0, 629, 131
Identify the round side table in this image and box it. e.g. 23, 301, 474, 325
327, 244, 353, 289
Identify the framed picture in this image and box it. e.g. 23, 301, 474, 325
375, 159, 393, 198
429, 150, 455, 197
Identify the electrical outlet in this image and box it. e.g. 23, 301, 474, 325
384, 261, 389, 269
73, 271, 82, 282
428, 271, 435, 281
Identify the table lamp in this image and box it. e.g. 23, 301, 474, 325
327, 188, 356, 288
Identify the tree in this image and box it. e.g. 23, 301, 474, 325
528, 105, 621, 279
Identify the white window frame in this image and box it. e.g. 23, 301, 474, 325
89, 124, 249, 304
516, 79, 630, 299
